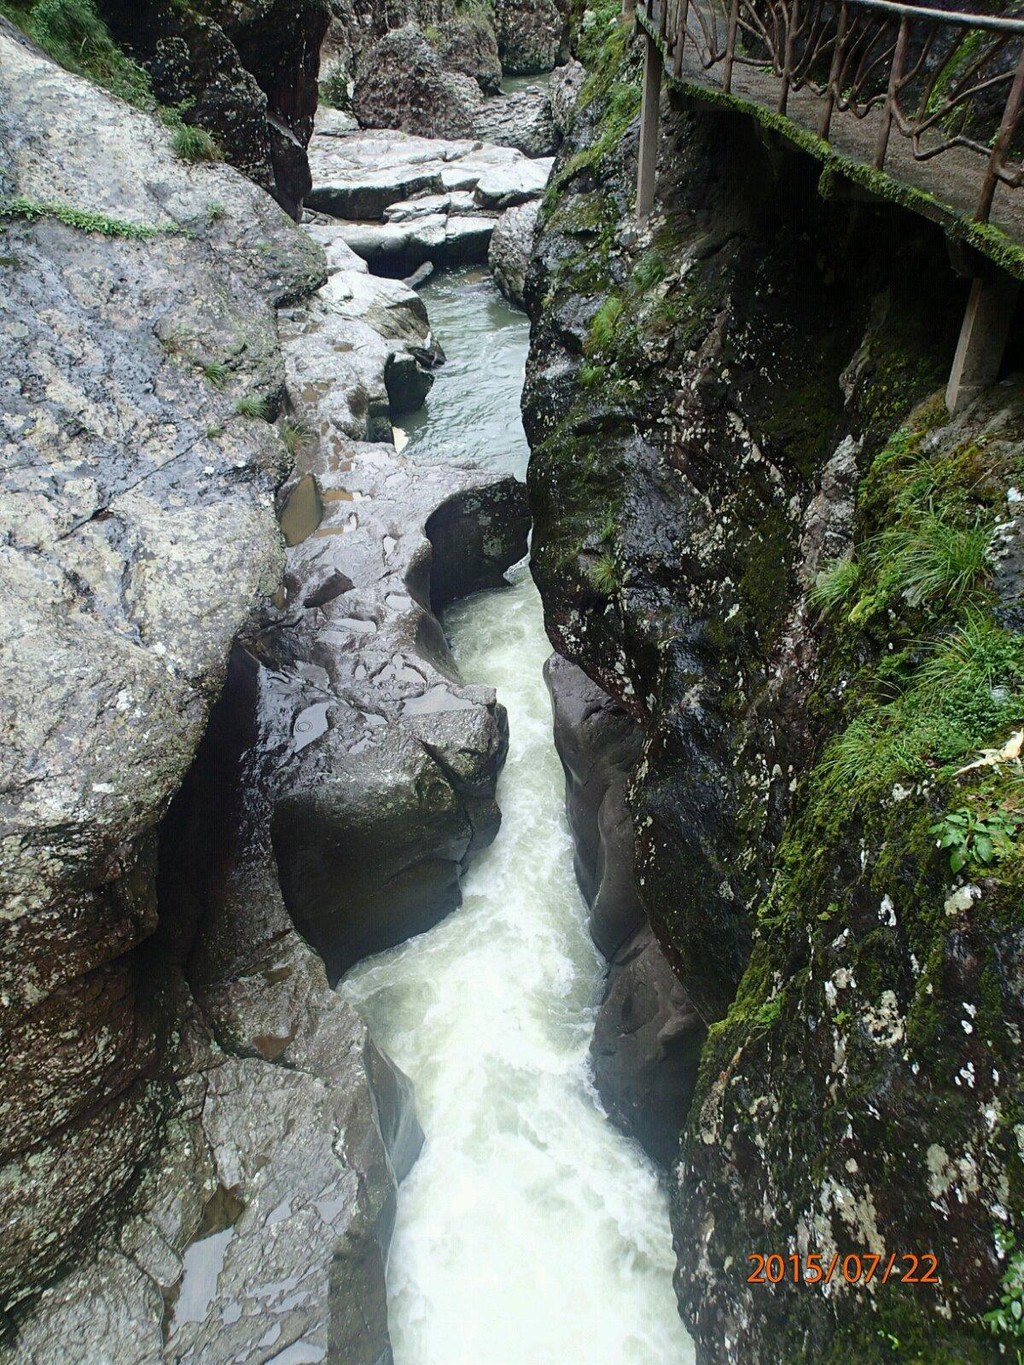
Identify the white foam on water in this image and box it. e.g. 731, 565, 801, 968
341, 569, 695, 1365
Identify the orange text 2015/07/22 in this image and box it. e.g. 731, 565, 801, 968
746, 1253, 940, 1287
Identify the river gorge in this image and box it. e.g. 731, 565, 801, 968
3, 1, 1024, 1362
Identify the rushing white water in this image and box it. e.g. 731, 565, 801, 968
342, 568, 695, 1365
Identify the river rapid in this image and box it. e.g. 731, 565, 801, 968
341, 269, 695, 1365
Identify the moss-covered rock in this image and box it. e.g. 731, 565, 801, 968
525, 4, 1024, 1360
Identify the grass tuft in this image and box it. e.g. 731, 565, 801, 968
235, 394, 270, 421
172, 123, 222, 164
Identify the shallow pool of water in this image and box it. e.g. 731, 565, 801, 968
399, 268, 531, 480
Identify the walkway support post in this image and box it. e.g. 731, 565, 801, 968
637, 30, 663, 219
946, 271, 1020, 414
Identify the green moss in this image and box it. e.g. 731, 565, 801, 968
0, 196, 159, 238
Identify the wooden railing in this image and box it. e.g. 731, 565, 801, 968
636, 0, 1024, 224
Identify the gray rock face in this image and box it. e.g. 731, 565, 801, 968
495, 0, 570, 73
0, 23, 323, 1321
306, 118, 552, 275
590, 927, 704, 1169
544, 655, 644, 958
549, 56, 585, 135
488, 201, 539, 307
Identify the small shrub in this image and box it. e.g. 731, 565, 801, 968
319, 67, 351, 111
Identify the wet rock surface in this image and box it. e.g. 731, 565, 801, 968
488, 200, 539, 308
545, 655, 703, 1167
525, 22, 1024, 1362
590, 926, 704, 1169
306, 113, 552, 275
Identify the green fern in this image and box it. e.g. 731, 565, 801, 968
0, 196, 157, 239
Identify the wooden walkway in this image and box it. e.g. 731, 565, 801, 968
629, 0, 1024, 409
633, 0, 1024, 270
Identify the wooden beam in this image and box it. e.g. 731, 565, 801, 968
637, 31, 663, 220
946, 271, 1020, 414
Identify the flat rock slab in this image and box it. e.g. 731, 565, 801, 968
306, 119, 551, 273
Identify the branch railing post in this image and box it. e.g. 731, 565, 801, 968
976, 42, 1024, 224
779, 0, 801, 116
673, 0, 691, 77
819, 1, 848, 140
723, 0, 741, 94
873, 13, 909, 171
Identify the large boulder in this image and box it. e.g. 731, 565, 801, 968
473, 89, 557, 157
488, 201, 540, 307
436, 10, 502, 94
0, 20, 324, 1322
494, 0, 570, 74
353, 24, 478, 140
97, 0, 330, 218
591, 926, 705, 1168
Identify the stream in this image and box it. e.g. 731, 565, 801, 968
341, 270, 694, 1365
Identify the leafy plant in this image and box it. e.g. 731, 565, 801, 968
982, 1228, 1024, 1341
579, 362, 606, 388
172, 123, 222, 164
808, 557, 861, 616
235, 394, 270, 420
205, 202, 226, 226
931, 803, 1024, 874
